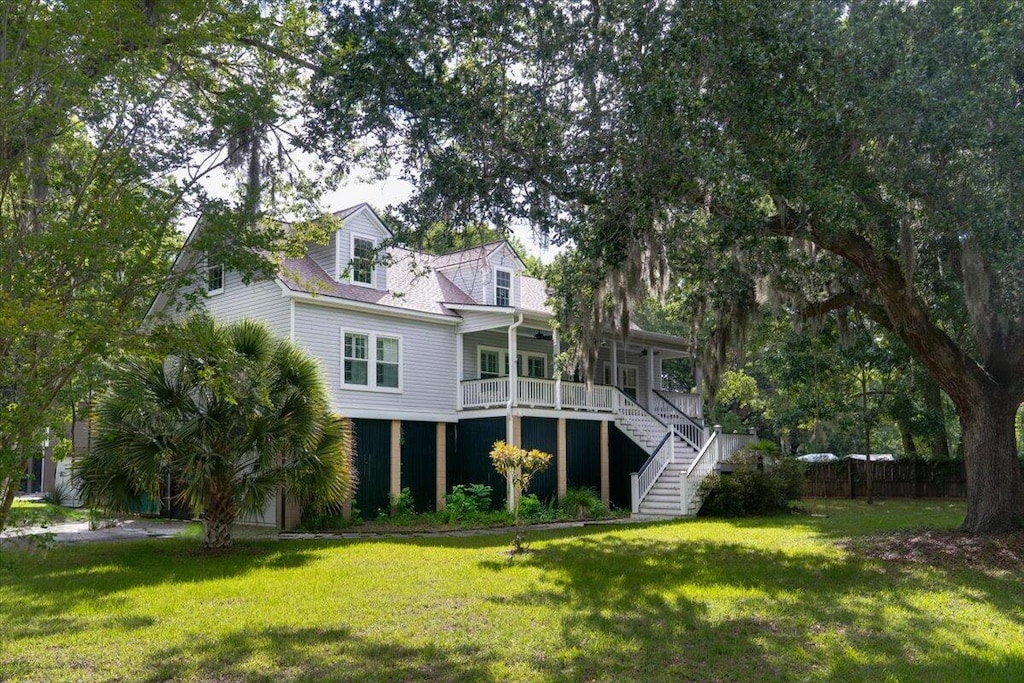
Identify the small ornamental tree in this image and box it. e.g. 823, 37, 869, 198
490, 440, 552, 553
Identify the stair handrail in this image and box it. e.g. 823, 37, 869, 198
681, 426, 722, 513
681, 427, 758, 514
629, 431, 673, 513
652, 390, 705, 450
613, 389, 670, 451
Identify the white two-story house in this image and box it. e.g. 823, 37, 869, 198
150, 204, 743, 527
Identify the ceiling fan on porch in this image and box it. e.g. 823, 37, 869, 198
517, 329, 553, 341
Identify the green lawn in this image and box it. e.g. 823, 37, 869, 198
2, 500, 1023, 682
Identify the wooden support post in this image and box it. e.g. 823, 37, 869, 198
390, 419, 402, 512
600, 420, 610, 505
436, 422, 447, 511
557, 417, 567, 499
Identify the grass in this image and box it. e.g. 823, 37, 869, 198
2, 499, 1023, 682
7, 499, 92, 528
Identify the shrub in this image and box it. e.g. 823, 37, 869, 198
444, 484, 494, 523
698, 441, 804, 516
41, 482, 69, 507
517, 494, 544, 521
391, 487, 415, 518
559, 487, 607, 520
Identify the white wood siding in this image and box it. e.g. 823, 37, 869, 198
293, 302, 458, 421
440, 262, 486, 303
486, 244, 522, 307
307, 234, 335, 277
338, 210, 388, 290
169, 271, 291, 338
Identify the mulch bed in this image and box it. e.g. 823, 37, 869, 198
839, 529, 1024, 572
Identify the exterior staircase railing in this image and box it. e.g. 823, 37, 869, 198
681, 426, 758, 515
629, 432, 673, 513
652, 390, 705, 450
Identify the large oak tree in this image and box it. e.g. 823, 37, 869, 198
309, 0, 1024, 532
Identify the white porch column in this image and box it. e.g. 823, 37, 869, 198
611, 339, 618, 390
553, 327, 562, 409
506, 314, 523, 447
647, 346, 656, 407
455, 331, 464, 410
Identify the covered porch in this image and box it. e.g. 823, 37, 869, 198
450, 305, 702, 420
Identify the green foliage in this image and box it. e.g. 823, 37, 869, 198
443, 484, 495, 524
0, 0, 331, 529
698, 442, 805, 517
559, 487, 608, 521
75, 316, 355, 548
40, 483, 68, 508
391, 487, 416, 519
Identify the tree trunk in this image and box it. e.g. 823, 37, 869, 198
0, 477, 16, 531
920, 374, 951, 459
202, 489, 237, 549
960, 398, 1024, 534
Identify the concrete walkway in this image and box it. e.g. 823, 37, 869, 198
1, 518, 192, 545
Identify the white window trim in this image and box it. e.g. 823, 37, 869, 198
478, 345, 548, 379
341, 328, 403, 393
206, 263, 224, 296
348, 234, 377, 288
492, 267, 512, 307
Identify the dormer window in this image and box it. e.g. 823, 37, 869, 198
351, 236, 375, 285
495, 269, 511, 307
206, 263, 224, 295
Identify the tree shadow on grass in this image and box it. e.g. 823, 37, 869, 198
481, 533, 1024, 682
0, 538, 324, 646
136, 626, 496, 683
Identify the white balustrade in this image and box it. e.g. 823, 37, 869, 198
680, 427, 757, 514
517, 377, 556, 406
630, 434, 673, 513
657, 390, 703, 420
461, 377, 509, 408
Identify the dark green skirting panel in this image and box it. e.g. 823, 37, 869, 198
400, 420, 437, 513
520, 417, 557, 502
608, 424, 648, 509
352, 418, 392, 518
566, 419, 601, 493
451, 417, 508, 509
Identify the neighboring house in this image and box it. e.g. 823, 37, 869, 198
149, 204, 748, 527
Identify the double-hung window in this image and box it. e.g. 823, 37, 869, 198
351, 236, 375, 285
343, 333, 369, 385
376, 337, 400, 388
206, 263, 224, 295
495, 269, 511, 307
343, 331, 401, 391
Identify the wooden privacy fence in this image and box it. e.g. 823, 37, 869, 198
803, 460, 970, 499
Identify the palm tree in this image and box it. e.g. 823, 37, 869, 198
76, 315, 355, 548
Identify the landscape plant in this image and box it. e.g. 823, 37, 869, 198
698, 442, 805, 517
490, 440, 552, 553
75, 316, 355, 549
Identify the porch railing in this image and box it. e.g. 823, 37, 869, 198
656, 390, 703, 421
461, 377, 509, 408
461, 377, 616, 412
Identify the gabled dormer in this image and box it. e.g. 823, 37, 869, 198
484, 242, 525, 307
306, 204, 392, 291
434, 240, 526, 307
